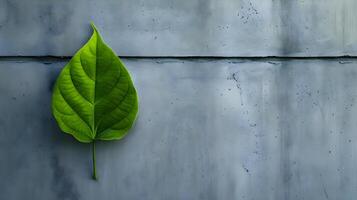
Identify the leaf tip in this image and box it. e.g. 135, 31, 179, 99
90, 22, 98, 32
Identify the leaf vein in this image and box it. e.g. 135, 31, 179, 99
95, 62, 124, 104
57, 86, 93, 135
96, 85, 133, 133
79, 53, 95, 81
69, 65, 94, 105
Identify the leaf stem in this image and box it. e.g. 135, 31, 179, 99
92, 141, 97, 180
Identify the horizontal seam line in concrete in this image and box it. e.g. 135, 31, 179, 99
1, 55, 357, 61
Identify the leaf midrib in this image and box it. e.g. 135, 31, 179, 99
92, 32, 98, 139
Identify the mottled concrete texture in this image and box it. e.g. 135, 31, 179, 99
1, 59, 357, 199
1, 0, 357, 56
1, 0, 357, 198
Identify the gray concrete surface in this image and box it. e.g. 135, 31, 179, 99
1, 58, 357, 199
1, 0, 357, 56
2, 0, 357, 199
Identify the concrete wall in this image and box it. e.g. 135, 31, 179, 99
1, 0, 357, 56
1, 1, 357, 200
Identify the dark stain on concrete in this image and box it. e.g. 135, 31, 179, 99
339, 61, 353, 64
242, 164, 250, 173
46, 64, 62, 92
277, 0, 302, 55
237, 1, 259, 24
191, 0, 212, 51
228, 72, 244, 106
38, 4, 73, 36
275, 63, 293, 199
323, 185, 329, 199
3, 0, 20, 25
51, 154, 80, 200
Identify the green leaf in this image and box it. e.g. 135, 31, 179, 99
51, 23, 139, 180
